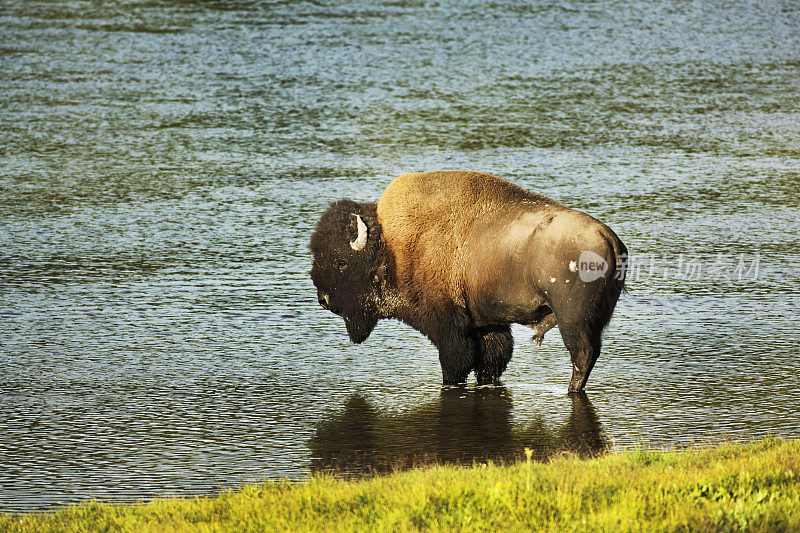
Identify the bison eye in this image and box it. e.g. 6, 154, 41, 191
335, 260, 347, 272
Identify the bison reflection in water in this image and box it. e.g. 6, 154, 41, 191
310, 171, 627, 392
309, 387, 607, 475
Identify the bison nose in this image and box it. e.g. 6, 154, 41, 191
318, 292, 331, 309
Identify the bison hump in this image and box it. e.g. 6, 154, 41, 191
376, 171, 563, 304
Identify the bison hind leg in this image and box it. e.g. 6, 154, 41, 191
528, 312, 557, 346
473, 325, 514, 385
554, 273, 625, 392
558, 322, 602, 393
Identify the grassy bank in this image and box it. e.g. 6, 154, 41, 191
2, 438, 799, 532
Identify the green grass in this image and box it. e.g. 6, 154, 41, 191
3, 438, 800, 532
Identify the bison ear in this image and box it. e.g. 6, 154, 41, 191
349, 214, 368, 251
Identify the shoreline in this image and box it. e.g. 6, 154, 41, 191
2, 438, 799, 531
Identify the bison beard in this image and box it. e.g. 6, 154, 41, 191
309, 171, 627, 393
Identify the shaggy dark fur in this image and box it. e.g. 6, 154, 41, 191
309, 200, 383, 344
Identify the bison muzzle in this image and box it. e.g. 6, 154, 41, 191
309, 171, 627, 392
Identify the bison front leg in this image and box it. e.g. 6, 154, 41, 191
431, 311, 477, 385
473, 325, 514, 385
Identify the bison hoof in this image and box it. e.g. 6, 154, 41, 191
568, 382, 585, 393
476, 375, 498, 386
531, 335, 543, 346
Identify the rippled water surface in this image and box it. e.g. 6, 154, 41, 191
2, 0, 800, 512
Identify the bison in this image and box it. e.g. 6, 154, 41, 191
309, 171, 627, 392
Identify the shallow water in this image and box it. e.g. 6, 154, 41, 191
1, 0, 800, 512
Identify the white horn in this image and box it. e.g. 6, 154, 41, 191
350, 214, 368, 251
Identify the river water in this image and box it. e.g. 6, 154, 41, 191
1, 0, 799, 512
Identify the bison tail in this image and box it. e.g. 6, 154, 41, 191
594, 236, 628, 334
614, 238, 629, 295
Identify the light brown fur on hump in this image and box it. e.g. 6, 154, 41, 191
376, 171, 562, 307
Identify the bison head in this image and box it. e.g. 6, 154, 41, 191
309, 200, 385, 344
